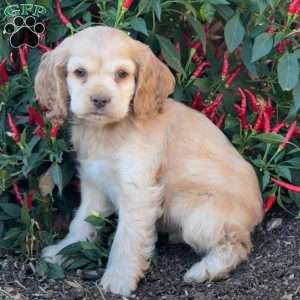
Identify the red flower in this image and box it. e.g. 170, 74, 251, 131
37, 44, 52, 53
191, 90, 203, 110
12, 183, 33, 209
50, 121, 60, 140
234, 88, 249, 130
288, 0, 300, 15
28, 107, 45, 128
263, 111, 271, 133
265, 98, 275, 119
122, 0, 134, 9
266, 25, 274, 33
192, 52, 203, 64
55, 0, 74, 29
18, 46, 28, 72
192, 61, 211, 78
279, 121, 297, 149
263, 195, 276, 213
0, 59, 9, 86
253, 108, 264, 132
12, 183, 23, 205
221, 51, 229, 80
244, 89, 258, 113
7, 113, 20, 144
191, 41, 204, 56
225, 65, 242, 88
34, 126, 46, 138
215, 113, 227, 129
202, 94, 224, 120
271, 177, 300, 193
271, 122, 285, 134
26, 192, 34, 210
276, 39, 291, 54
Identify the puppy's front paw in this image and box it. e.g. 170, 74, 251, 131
41, 245, 64, 265
100, 267, 137, 297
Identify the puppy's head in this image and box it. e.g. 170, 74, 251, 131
35, 26, 175, 124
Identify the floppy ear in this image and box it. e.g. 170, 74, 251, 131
133, 43, 175, 118
34, 46, 69, 122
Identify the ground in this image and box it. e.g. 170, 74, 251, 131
1, 208, 299, 300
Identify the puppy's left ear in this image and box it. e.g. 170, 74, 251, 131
34, 45, 69, 123
133, 43, 175, 118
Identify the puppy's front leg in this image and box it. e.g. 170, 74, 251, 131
42, 180, 114, 264
101, 185, 161, 296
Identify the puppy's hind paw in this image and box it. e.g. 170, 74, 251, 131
100, 267, 137, 297
41, 245, 64, 265
183, 261, 210, 283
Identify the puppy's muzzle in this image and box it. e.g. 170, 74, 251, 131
91, 94, 111, 110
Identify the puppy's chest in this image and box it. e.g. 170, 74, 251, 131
81, 158, 121, 206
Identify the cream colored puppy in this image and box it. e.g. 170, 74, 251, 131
35, 26, 263, 297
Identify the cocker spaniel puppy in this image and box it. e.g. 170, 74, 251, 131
35, 26, 263, 296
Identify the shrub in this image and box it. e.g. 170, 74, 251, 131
0, 0, 300, 274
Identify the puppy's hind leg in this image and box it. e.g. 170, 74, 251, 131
182, 207, 252, 283
183, 236, 251, 283
169, 192, 253, 283
42, 180, 114, 264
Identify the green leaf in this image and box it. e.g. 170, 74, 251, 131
262, 171, 270, 190
138, 0, 152, 15
187, 16, 206, 50
216, 5, 234, 20
156, 35, 185, 74
130, 17, 148, 36
51, 163, 63, 195
27, 48, 42, 79
257, 0, 268, 15
251, 133, 283, 144
199, 3, 216, 23
0, 203, 20, 218
68, 2, 91, 18
153, 0, 162, 21
241, 39, 258, 77
64, 258, 91, 270
0, 212, 14, 221
46, 18, 68, 44
277, 52, 300, 91
58, 242, 82, 256
287, 81, 300, 121
85, 213, 105, 228
208, 0, 229, 4
251, 158, 264, 168
251, 33, 273, 62
276, 166, 292, 182
35, 259, 49, 277
282, 157, 300, 168
48, 263, 65, 280
224, 13, 245, 53
294, 49, 300, 59
0, 222, 3, 238
3, 227, 21, 240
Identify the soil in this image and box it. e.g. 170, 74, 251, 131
1, 208, 300, 300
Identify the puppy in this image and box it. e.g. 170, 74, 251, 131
35, 26, 263, 296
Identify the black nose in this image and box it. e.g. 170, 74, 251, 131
91, 95, 111, 109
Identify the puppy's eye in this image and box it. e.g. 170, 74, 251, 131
74, 68, 87, 78
115, 69, 129, 81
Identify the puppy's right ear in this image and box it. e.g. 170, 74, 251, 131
34, 46, 69, 122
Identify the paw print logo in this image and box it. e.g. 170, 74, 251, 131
4, 16, 45, 48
